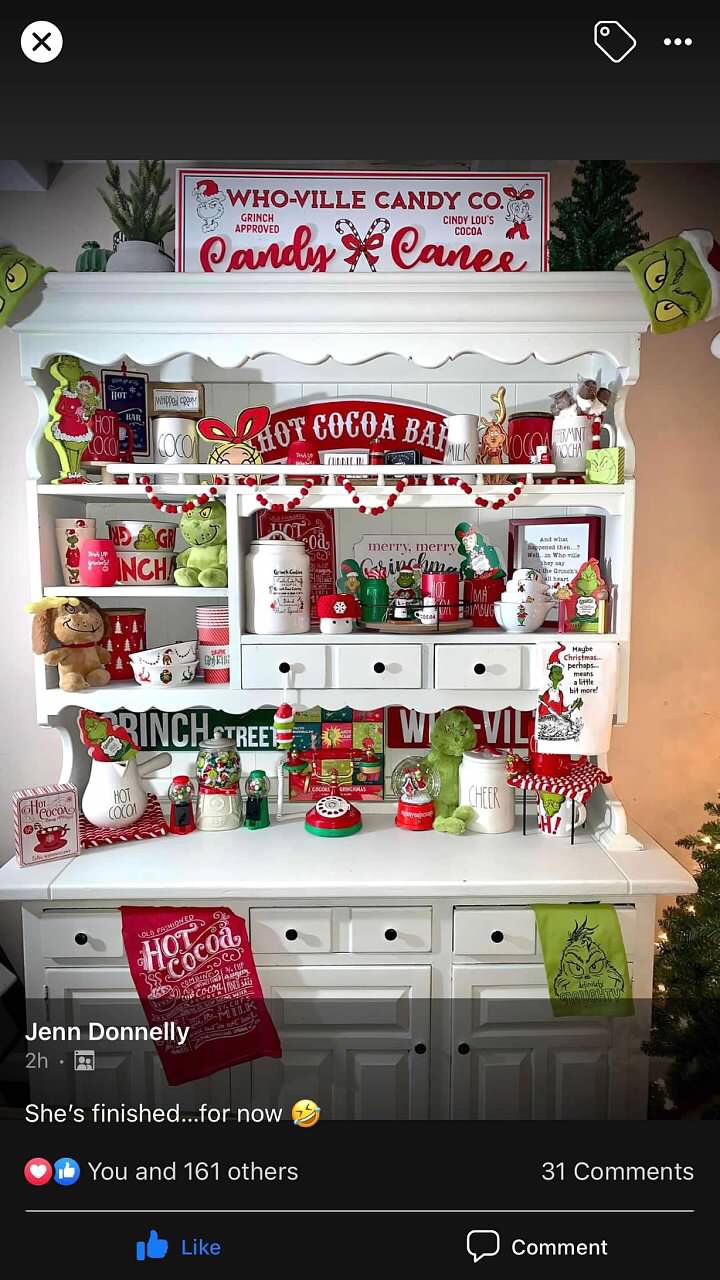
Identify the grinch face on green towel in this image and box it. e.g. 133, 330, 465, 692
0, 247, 50, 325
553, 918, 624, 997
622, 237, 710, 334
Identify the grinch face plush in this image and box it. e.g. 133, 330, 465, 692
175, 499, 228, 587
621, 229, 720, 335
27, 596, 111, 692
0, 246, 50, 327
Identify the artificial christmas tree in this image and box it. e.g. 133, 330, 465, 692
549, 161, 648, 271
645, 797, 719, 1118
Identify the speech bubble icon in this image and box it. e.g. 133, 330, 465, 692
466, 1229, 501, 1263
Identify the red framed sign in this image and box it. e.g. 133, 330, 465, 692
176, 169, 549, 273
387, 706, 533, 752
249, 399, 449, 463
508, 517, 602, 589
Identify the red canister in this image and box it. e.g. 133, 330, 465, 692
421, 572, 460, 622
507, 412, 553, 465
464, 576, 505, 628
103, 609, 147, 681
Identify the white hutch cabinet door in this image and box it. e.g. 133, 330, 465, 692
250, 966, 431, 1120
43, 968, 230, 1111
451, 965, 614, 1121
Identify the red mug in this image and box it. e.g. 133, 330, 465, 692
79, 538, 118, 587
421, 572, 460, 622
464, 575, 504, 628
82, 409, 120, 464
507, 412, 553, 465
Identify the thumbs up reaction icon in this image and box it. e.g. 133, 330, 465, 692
135, 1229, 169, 1261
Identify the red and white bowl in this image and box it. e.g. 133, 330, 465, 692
116, 549, 176, 585
107, 519, 177, 551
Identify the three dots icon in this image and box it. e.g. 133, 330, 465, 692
664, 36, 693, 46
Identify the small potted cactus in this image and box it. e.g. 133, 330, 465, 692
100, 160, 175, 272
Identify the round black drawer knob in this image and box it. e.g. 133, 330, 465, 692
373, 661, 386, 674
74, 932, 88, 946
384, 928, 398, 942
414, 1043, 427, 1055
491, 930, 504, 944
474, 663, 486, 675
278, 661, 291, 675
285, 928, 298, 941
458, 1043, 470, 1055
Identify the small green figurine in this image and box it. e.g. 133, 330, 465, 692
244, 770, 271, 830
175, 499, 228, 587
454, 523, 504, 580
75, 240, 112, 272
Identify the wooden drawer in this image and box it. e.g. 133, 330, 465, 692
350, 907, 432, 953
454, 908, 537, 957
40, 910, 124, 960
335, 644, 422, 689
435, 644, 523, 690
250, 908, 333, 953
454, 906, 637, 959
242, 645, 327, 689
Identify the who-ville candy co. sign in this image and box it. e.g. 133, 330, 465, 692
177, 170, 549, 273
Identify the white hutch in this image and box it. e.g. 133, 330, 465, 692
0, 272, 695, 1120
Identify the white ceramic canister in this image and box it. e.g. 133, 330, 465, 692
459, 749, 515, 834
152, 415, 199, 483
245, 532, 310, 634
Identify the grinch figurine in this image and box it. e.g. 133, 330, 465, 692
422, 708, 477, 835
175, 499, 227, 587
454, 523, 504, 580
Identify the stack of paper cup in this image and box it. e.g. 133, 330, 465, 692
196, 606, 230, 683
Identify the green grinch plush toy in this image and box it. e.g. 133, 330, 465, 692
175, 499, 227, 587
0, 245, 51, 326
422, 708, 477, 835
620, 229, 720, 335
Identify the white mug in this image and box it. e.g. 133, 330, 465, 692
537, 792, 587, 838
551, 410, 616, 474
443, 414, 478, 466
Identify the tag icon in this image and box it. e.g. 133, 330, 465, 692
594, 20, 637, 63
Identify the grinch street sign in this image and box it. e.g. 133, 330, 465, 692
177, 170, 549, 273
110, 709, 277, 752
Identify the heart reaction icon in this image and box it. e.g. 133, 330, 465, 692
25, 1157, 53, 1186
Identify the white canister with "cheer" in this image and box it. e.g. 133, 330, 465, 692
245, 531, 310, 634
459, 749, 515, 834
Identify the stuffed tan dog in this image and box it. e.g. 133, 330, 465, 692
27, 596, 111, 691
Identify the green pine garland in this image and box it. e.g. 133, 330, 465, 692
99, 160, 175, 244
645, 796, 720, 1118
549, 160, 648, 271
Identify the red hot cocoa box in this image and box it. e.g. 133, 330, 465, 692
12, 784, 80, 866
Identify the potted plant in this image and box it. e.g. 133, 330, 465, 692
100, 161, 175, 273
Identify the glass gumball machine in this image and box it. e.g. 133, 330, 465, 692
195, 729, 242, 831
168, 775, 196, 835
391, 756, 440, 831
244, 769, 271, 830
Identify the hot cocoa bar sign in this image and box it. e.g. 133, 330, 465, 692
177, 170, 549, 273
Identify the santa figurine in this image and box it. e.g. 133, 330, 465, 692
316, 593, 361, 635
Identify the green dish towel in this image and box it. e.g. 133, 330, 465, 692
533, 904, 634, 1018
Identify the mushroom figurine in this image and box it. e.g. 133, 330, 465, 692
316, 592, 361, 635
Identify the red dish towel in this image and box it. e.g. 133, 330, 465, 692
121, 906, 281, 1086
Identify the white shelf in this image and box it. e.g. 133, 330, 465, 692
0, 813, 695, 903
42, 586, 228, 598
239, 630, 621, 645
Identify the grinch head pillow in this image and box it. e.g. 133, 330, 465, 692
620, 229, 719, 335
0, 245, 51, 326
